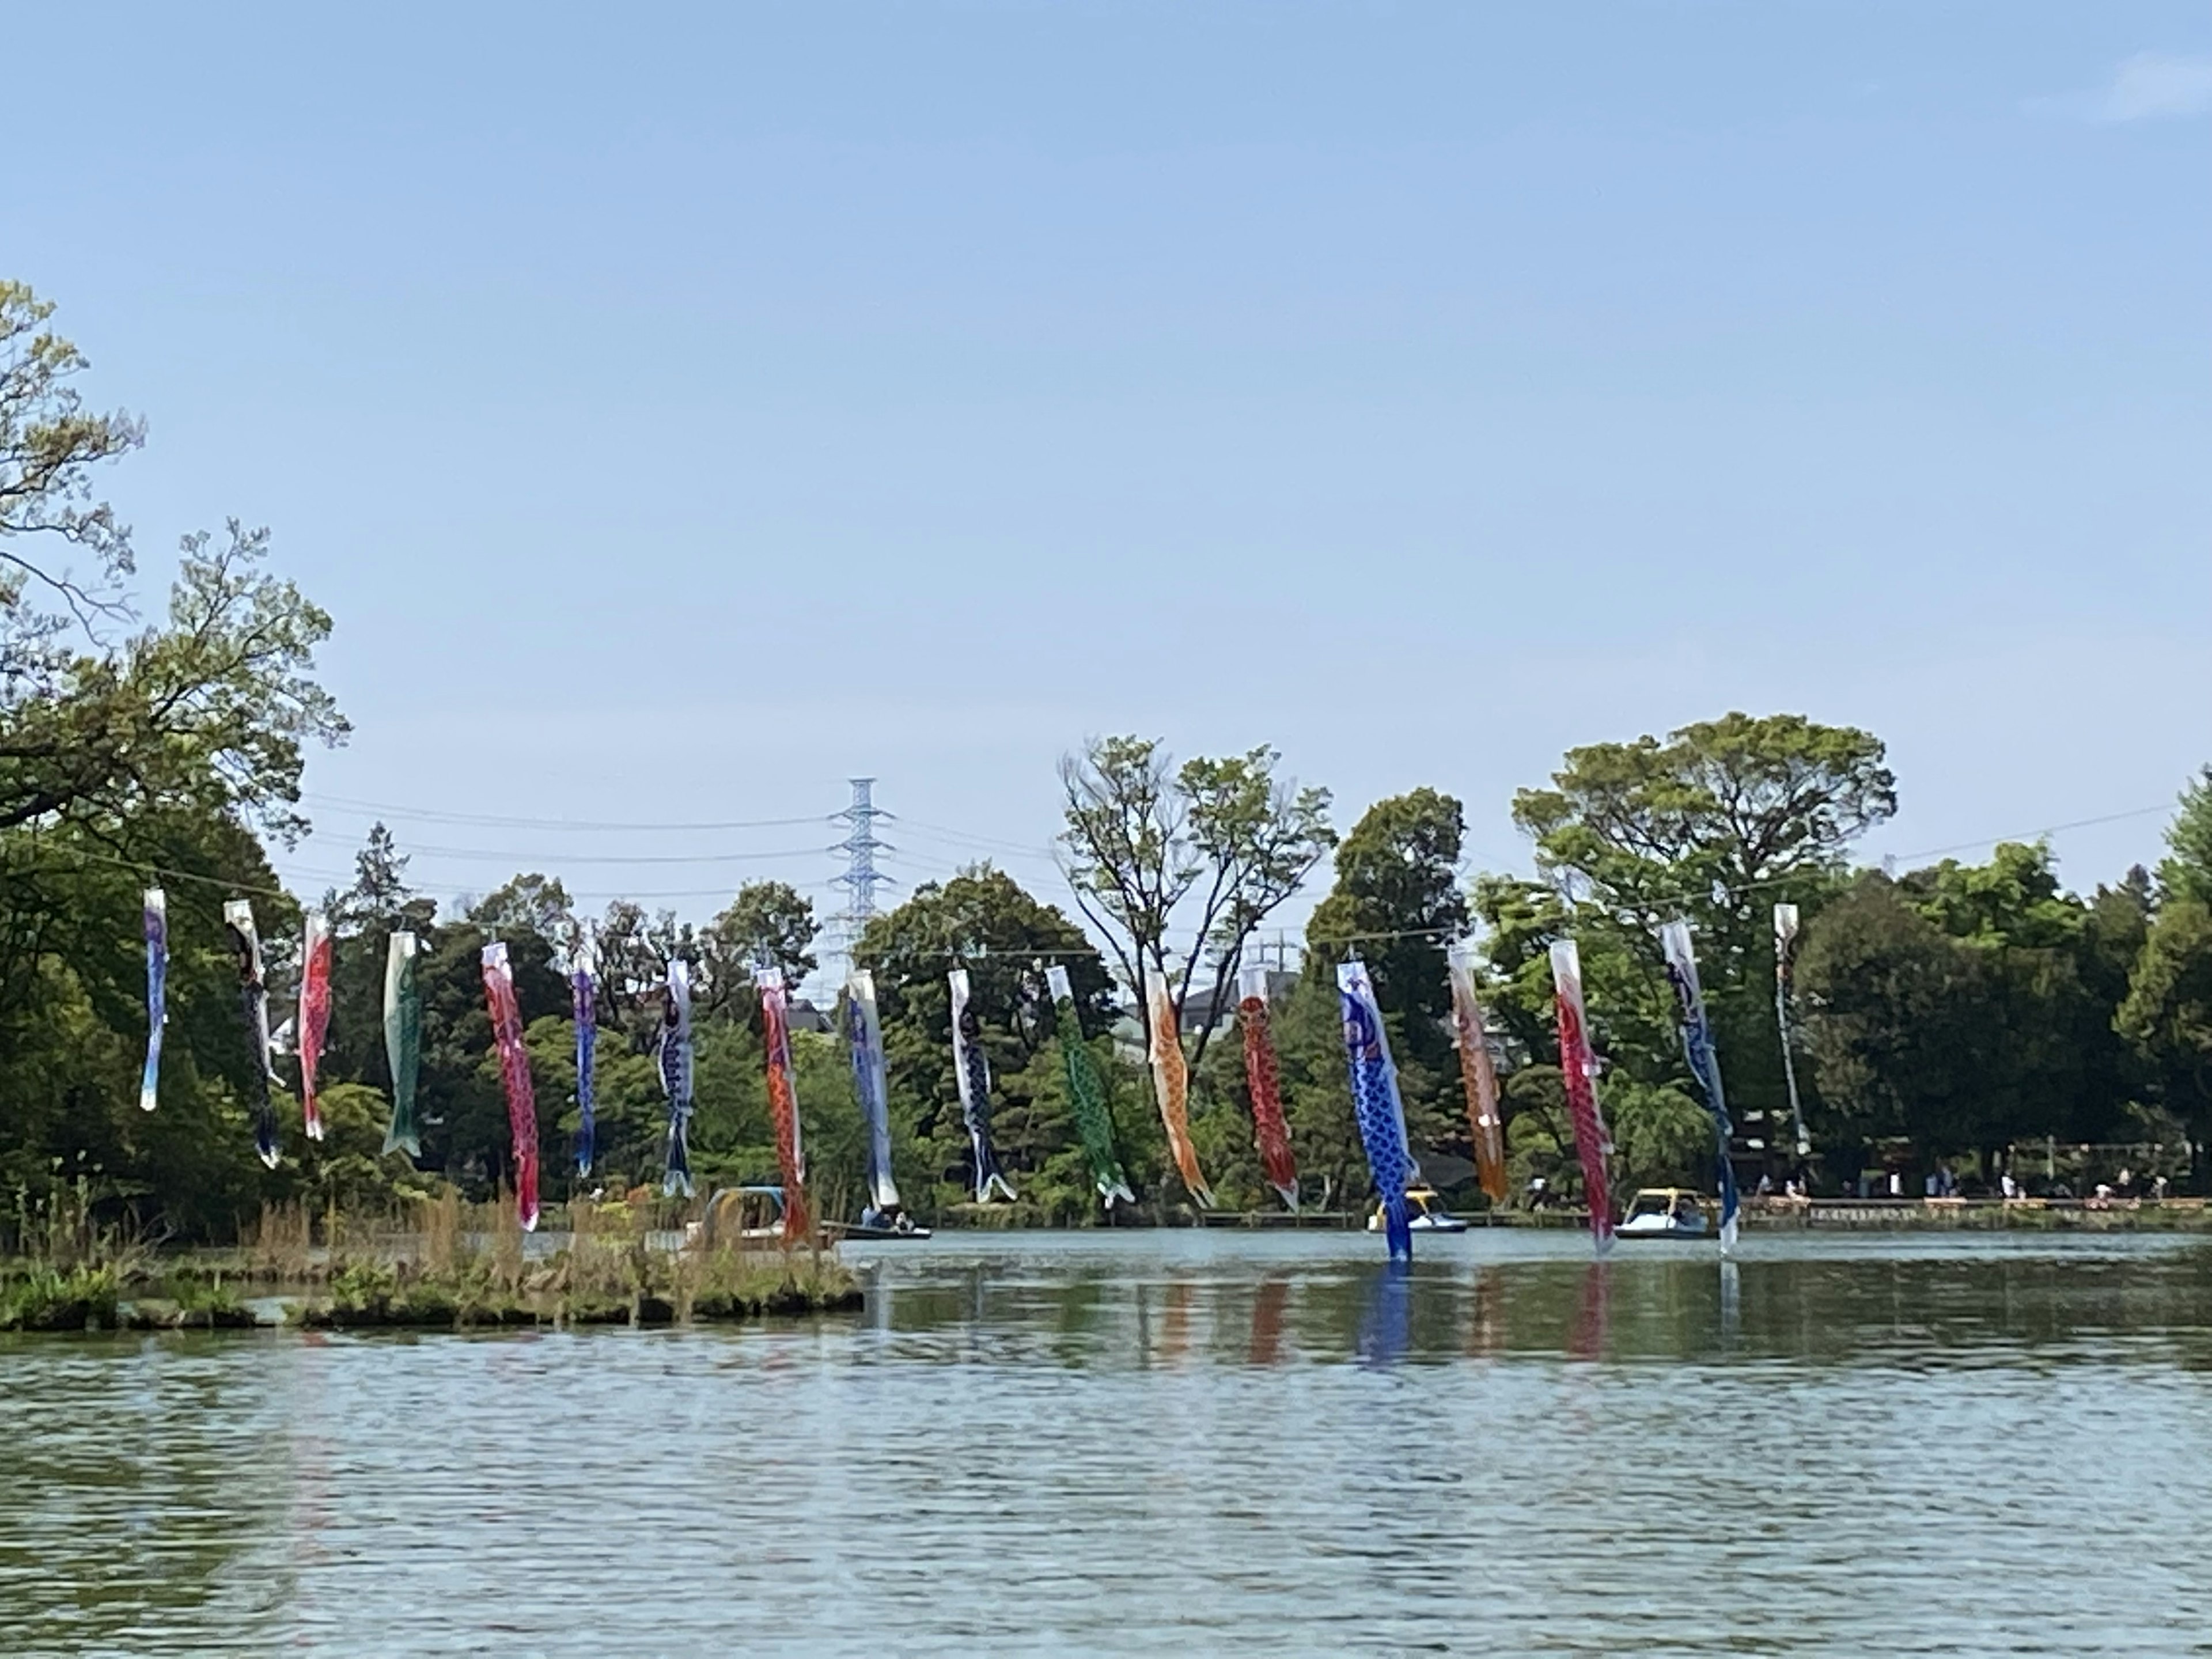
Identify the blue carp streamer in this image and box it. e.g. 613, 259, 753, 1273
659, 959, 696, 1198
139, 888, 166, 1112
844, 970, 903, 1217
1336, 961, 1416, 1260
571, 954, 597, 1178
1660, 919, 1740, 1251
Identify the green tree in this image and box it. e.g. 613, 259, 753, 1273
1058, 736, 1333, 1067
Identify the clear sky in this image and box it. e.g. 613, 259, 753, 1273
9, 2, 2209, 967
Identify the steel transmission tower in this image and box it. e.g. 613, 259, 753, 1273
831, 778, 895, 964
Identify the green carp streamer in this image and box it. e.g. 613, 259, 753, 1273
1048, 965, 1135, 1208
382, 930, 422, 1157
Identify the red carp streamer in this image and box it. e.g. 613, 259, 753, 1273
757, 968, 811, 1241
298, 911, 333, 1141
479, 943, 540, 1231
1236, 964, 1298, 1209
1549, 940, 1612, 1252
1446, 941, 1509, 1205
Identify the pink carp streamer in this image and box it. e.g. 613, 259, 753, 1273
757, 967, 811, 1242
1235, 963, 1298, 1209
1548, 940, 1612, 1252
1446, 940, 1508, 1206
480, 942, 540, 1231
1146, 978, 1213, 1208
298, 911, 333, 1142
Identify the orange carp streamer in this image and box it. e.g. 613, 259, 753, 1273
1446, 940, 1509, 1205
1146, 977, 1213, 1207
1236, 963, 1298, 1209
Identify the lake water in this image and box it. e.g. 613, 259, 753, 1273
5, 1230, 2212, 1655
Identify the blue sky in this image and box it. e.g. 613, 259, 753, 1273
9, 2, 2209, 964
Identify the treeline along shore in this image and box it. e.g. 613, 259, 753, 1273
10, 275, 2212, 1264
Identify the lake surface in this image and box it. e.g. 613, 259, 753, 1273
6, 1230, 2212, 1656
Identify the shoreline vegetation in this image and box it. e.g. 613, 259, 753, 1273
0, 1191, 860, 1334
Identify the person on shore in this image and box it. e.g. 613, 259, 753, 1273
2000, 1172, 2019, 1200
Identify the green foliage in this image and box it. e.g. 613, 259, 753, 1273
1058, 734, 1333, 1065
2119, 899, 2212, 1139
2161, 768, 2212, 907
1797, 853, 2142, 1157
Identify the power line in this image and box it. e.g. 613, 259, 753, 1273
300, 791, 831, 835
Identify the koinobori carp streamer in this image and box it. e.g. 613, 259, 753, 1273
1660, 919, 1739, 1252
1446, 940, 1509, 1206
571, 946, 597, 1177
139, 888, 166, 1113
1146, 976, 1213, 1208
1336, 960, 1416, 1260
1549, 939, 1614, 1253
948, 969, 1016, 1202
222, 899, 281, 1169
1236, 963, 1298, 1210
1047, 964, 1134, 1209
480, 941, 540, 1231
658, 958, 696, 1198
844, 969, 902, 1218
382, 931, 422, 1158
297, 911, 332, 1142
756, 966, 811, 1240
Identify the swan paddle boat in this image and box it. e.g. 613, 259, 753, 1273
1615, 1187, 1719, 1240
1366, 1185, 1470, 1234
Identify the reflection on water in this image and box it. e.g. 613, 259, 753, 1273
5, 1232, 2212, 1654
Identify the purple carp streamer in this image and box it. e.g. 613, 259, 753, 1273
1146, 978, 1213, 1208
1236, 963, 1298, 1210
1336, 961, 1416, 1260
1550, 940, 1614, 1253
949, 969, 1016, 1202
1446, 940, 1509, 1206
222, 899, 281, 1169
756, 967, 812, 1240
1661, 919, 1740, 1251
658, 959, 696, 1198
298, 911, 332, 1142
571, 948, 597, 1178
480, 942, 541, 1231
844, 969, 903, 1217
139, 888, 166, 1113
